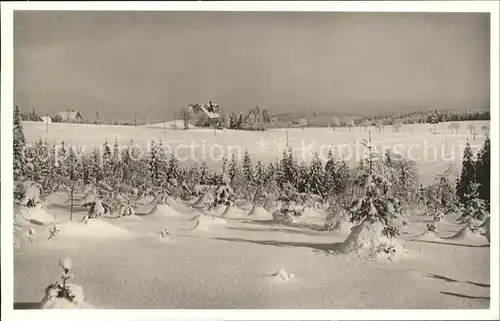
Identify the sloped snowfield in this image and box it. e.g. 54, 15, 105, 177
23, 120, 490, 185
14, 193, 489, 309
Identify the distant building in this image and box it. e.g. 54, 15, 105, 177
189, 101, 220, 120
40, 116, 52, 124
57, 109, 83, 122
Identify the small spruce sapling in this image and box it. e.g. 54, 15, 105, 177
252, 185, 268, 209
160, 227, 171, 238
278, 182, 303, 220
347, 139, 402, 252
43, 258, 79, 305
456, 141, 476, 205
426, 221, 438, 234
213, 174, 234, 208
48, 225, 60, 240
456, 182, 488, 230
82, 199, 113, 221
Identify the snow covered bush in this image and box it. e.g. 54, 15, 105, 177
213, 183, 234, 208
383, 151, 420, 219
252, 185, 269, 209
475, 137, 490, 208
426, 221, 438, 234
13, 105, 27, 181
160, 227, 171, 239
339, 139, 404, 259
41, 258, 89, 308
119, 203, 135, 217
456, 183, 488, 230
423, 165, 457, 222
155, 186, 174, 205
82, 199, 113, 221
272, 269, 295, 281
272, 183, 304, 224
48, 225, 60, 240
323, 198, 351, 232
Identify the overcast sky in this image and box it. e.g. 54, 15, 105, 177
14, 11, 490, 121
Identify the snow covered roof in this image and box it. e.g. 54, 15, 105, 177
189, 103, 220, 119
40, 116, 52, 123
197, 105, 219, 119
58, 109, 83, 121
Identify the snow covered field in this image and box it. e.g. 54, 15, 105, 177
13, 120, 491, 310
23, 120, 490, 185
14, 193, 490, 309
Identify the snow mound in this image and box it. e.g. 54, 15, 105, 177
271, 211, 299, 225
447, 225, 487, 243
119, 214, 143, 221
155, 204, 184, 217
271, 269, 295, 281
41, 283, 93, 309
391, 215, 406, 229
479, 217, 490, 229
79, 192, 96, 204
248, 205, 272, 219
187, 220, 211, 232
20, 205, 55, 225
137, 195, 155, 205
20, 181, 41, 205
302, 207, 325, 218
44, 192, 67, 205
191, 192, 212, 208
192, 184, 205, 196
413, 230, 442, 242
189, 214, 227, 226
41, 298, 94, 309
435, 216, 455, 225
214, 205, 228, 215
478, 218, 490, 242
337, 220, 407, 261
55, 220, 131, 239
332, 219, 353, 234
220, 205, 244, 218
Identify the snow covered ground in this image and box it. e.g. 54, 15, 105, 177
14, 192, 490, 309
23, 120, 490, 185
13, 120, 491, 310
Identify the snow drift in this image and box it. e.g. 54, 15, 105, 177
54, 220, 131, 239
19, 205, 55, 226
214, 205, 228, 215
446, 225, 487, 243
337, 220, 407, 261
413, 230, 442, 242
40, 283, 93, 309
332, 219, 353, 234
137, 195, 155, 205
20, 181, 41, 206
154, 204, 184, 217
189, 214, 227, 226
191, 192, 212, 208
220, 205, 244, 218
271, 269, 295, 281
187, 220, 211, 232
478, 217, 490, 242
248, 205, 272, 219
302, 207, 325, 218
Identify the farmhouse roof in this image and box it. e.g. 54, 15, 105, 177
189, 103, 220, 119
40, 116, 52, 123
57, 109, 83, 121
